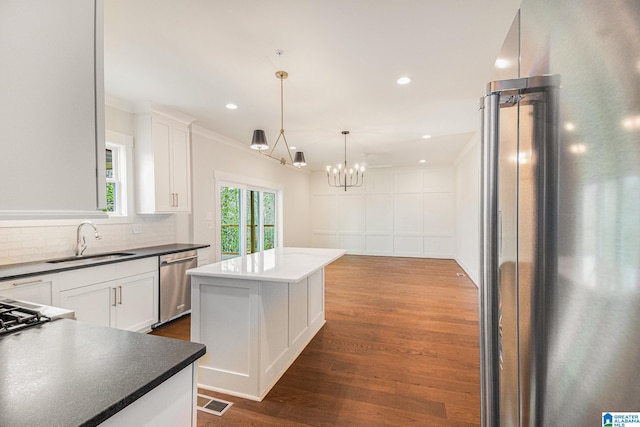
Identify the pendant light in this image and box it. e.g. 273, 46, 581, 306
250, 129, 268, 150
326, 131, 365, 191
250, 71, 306, 168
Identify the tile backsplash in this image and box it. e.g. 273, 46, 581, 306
0, 216, 176, 265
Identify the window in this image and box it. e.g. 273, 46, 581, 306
104, 142, 128, 217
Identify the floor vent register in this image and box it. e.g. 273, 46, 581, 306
197, 394, 233, 416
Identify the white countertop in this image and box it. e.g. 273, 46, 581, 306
187, 247, 346, 283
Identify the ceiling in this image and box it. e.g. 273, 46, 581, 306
103, 0, 520, 171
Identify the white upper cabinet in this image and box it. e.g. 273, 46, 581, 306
134, 110, 194, 213
0, 0, 106, 219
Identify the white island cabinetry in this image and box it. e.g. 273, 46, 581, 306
188, 247, 346, 401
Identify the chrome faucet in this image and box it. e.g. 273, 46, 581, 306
76, 221, 102, 256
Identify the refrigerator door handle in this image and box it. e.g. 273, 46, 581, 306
480, 90, 501, 427
479, 73, 560, 427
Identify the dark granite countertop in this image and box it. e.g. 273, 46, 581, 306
0, 243, 209, 281
0, 319, 205, 426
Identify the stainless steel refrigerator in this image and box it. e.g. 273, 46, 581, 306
479, 2, 640, 426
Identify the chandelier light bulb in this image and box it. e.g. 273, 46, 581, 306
326, 165, 331, 172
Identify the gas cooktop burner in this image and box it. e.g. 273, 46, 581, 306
0, 301, 51, 336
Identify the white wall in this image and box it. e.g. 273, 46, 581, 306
310, 165, 456, 258
454, 134, 481, 285
190, 125, 311, 263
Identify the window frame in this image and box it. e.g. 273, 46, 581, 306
102, 130, 134, 223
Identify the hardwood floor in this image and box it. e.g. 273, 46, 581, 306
151, 255, 481, 426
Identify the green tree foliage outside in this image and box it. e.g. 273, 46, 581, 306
105, 182, 115, 212
221, 187, 240, 255
221, 187, 276, 256
263, 192, 275, 250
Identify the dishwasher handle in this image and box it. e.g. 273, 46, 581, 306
160, 255, 198, 266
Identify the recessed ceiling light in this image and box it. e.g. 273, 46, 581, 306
396, 76, 412, 85
422, 134, 432, 139
564, 122, 576, 131
289, 146, 296, 150
419, 159, 426, 163
225, 104, 238, 110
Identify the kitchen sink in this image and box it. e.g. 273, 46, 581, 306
46, 252, 135, 265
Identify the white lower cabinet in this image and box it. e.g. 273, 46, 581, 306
57, 257, 159, 332
59, 281, 113, 328
0, 275, 54, 305
113, 271, 157, 331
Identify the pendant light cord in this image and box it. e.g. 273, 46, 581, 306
280, 75, 284, 132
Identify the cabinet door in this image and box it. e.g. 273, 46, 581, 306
152, 117, 174, 212
114, 271, 158, 332
0, 0, 105, 217
59, 282, 114, 328
0, 277, 53, 305
171, 124, 191, 212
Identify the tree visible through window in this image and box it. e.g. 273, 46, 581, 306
221, 186, 241, 258
263, 192, 275, 250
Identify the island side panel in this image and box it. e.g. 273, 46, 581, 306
258, 269, 326, 399
308, 268, 325, 328
192, 276, 260, 399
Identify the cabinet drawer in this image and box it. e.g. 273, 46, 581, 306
116, 257, 158, 277
0, 276, 54, 305
57, 264, 117, 291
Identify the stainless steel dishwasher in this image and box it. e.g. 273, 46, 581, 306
158, 250, 198, 325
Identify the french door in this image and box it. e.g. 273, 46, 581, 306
219, 183, 278, 260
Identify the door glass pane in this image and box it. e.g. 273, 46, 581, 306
263, 192, 276, 250
246, 190, 260, 254
221, 186, 241, 259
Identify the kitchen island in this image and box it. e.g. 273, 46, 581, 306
188, 247, 346, 401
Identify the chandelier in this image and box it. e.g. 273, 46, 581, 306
250, 71, 306, 167
326, 131, 365, 191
